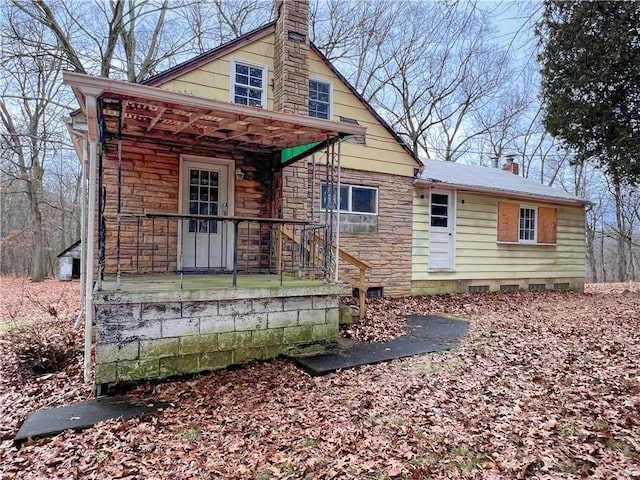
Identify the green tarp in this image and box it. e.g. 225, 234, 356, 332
280, 141, 321, 166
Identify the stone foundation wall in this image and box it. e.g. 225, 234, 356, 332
93, 286, 339, 384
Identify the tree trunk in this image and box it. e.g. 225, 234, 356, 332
30, 163, 46, 282
612, 176, 627, 282
585, 221, 597, 282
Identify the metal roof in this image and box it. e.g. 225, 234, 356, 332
416, 159, 589, 206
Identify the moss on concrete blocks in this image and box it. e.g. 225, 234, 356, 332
95, 341, 139, 364
95, 292, 341, 385
159, 354, 200, 377
139, 338, 180, 359
95, 362, 117, 384
283, 325, 314, 344
200, 351, 233, 371
252, 328, 284, 347
233, 347, 267, 364
312, 323, 338, 341
217, 331, 252, 350
117, 359, 160, 381
180, 334, 218, 355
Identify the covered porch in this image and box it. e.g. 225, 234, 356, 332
64, 72, 366, 389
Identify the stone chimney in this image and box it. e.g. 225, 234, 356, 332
502, 155, 519, 175
272, 0, 311, 221
273, 0, 309, 115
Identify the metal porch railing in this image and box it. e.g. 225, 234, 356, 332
101, 213, 333, 287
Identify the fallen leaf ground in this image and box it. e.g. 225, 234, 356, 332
0, 278, 639, 479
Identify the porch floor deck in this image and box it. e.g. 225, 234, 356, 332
98, 273, 326, 294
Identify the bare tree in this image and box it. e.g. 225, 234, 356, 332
0, 25, 71, 280
345, 1, 514, 161
10, 0, 196, 81
170, 0, 273, 58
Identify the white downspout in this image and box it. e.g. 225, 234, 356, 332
84, 95, 99, 384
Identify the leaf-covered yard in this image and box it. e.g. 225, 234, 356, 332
1, 278, 639, 479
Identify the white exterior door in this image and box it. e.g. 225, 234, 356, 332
180, 157, 233, 271
428, 188, 455, 271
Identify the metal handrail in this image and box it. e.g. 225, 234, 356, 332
108, 213, 331, 286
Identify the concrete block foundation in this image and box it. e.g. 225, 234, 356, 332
93, 283, 340, 385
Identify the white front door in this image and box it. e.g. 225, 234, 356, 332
180, 157, 233, 271
428, 188, 455, 271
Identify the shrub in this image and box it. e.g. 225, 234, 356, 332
0, 320, 80, 375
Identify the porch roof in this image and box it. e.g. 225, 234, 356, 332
63, 72, 366, 158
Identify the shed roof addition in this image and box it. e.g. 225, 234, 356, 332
416, 159, 589, 206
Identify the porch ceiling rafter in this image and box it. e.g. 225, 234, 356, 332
64, 72, 365, 155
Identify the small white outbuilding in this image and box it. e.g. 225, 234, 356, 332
57, 240, 81, 281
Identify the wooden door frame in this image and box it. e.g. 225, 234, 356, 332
428, 187, 456, 272
178, 155, 235, 271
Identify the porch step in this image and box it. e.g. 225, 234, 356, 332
338, 305, 358, 325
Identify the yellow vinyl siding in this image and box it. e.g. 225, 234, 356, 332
311, 55, 416, 175
412, 189, 586, 282
157, 33, 417, 177
159, 35, 276, 108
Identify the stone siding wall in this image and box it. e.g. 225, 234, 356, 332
310, 165, 414, 296
94, 287, 339, 384
99, 139, 277, 274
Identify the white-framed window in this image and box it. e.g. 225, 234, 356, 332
519, 206, 537, 242
320, 183, 378, 215
230, 59, 267, 108
309, 78, 332, 119
498, 202, 557, 244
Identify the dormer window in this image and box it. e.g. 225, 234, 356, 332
309, 78, 332, 119
231, 59, 267, 108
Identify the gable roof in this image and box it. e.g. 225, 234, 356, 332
57, 239, 81, 258
416, 159, 589, 206
142, 22, 276, 87
308, 44, 420, 166
142, 21, 421, 166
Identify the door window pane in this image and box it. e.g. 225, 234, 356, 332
431, 205, 448, 217
431, 193, 449, 227
188, 168, 219, 233
431, 217, 448, 227
431, 193, 448, 205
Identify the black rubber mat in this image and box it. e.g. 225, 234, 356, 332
15, 396, 170, 445
289, 315, 468, 375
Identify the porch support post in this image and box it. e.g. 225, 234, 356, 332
83, 94, 99, 384
73, 132, 88, 330
232, 220, 239, 287
334, 139, 341, 283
